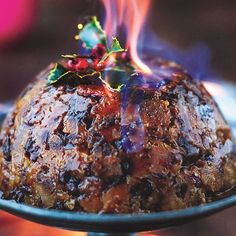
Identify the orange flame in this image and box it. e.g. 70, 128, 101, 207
102, 0, 152, 75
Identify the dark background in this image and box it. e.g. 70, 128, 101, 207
0, 0, 236, 235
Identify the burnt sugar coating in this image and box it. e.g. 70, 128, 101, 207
0, 58, 236, 213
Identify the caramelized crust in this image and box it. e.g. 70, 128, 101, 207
0, 59, 235, 213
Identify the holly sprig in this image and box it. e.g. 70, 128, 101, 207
47, 16, 134, 89
100, 37, 124, 62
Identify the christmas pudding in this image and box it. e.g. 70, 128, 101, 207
0, 18, 236, 213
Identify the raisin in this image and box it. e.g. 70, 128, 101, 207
102, 142, 112, 156
24, 138, 35, 158
59, 171, 81, 195
59, 171, 72, 184
121, 158, 132, 175
41, 165, 49, 174
41, 131, 50, 150
83, 116, 93, 130
99, 116, 116, 129
84, 164, 93, 176
2, 136, 11, 162
103, 175, 126, 190
191, 174, 202, 188
130, 178, 153, 198
176, 183, 188, 199
24, 138, 40, 162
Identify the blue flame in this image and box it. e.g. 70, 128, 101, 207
139, 28, 219, 82
120, 72, 170, 153
120, 73, 145, 153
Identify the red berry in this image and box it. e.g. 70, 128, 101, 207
75, 59, 89, 71
67, 58, 78, 70
92, 44, 107, 59
120, 51, 131, 62
92, 59, 106, 71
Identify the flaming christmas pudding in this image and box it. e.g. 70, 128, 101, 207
0, 15, 236, 213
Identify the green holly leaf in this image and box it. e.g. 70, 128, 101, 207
47, 63, 69, 85
115, 84, 125, 92
100, 37, 124, 62
110, 37, 124, 53
79, 16, 107, 49
48, 64, 103, 85
61, 54, 78, 59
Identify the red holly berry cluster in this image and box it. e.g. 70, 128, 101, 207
67, 44, 107, 72
91, 43, 106, 59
